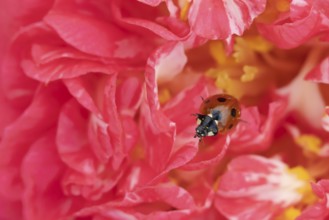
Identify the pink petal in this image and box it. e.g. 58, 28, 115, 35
63, 78, 114, 163
1, 25, 42, 105
22, 57, 117, 83
258, 0, 329, 49
30, 43, 104, 65
21, 131, 71, 220
229, 98, 287, 153
116, 75, 143, 116
111, 1, 189, 41
215, 155, 303, 219
0, 91, 22, 137
297, 179, 329, 220
64, 77, 100, 114
44, 11, 125, 58
182, 136, 230, 170
74, 183, 195, 217
188, 0, 266, 40
56, 99, 98, 174
162, 78, 208, 171
305, 57, 329, 84
64, 74, 139, 168
137, 0, 164, 7
57, 99, 125, 201
257, 13, 322, 49
140, 101, 175, 172
103, 76, 128, 169
279, 57, 325, 128
154, 42, 187, 83
0, 83, 68, 201
140, 42, 188, 172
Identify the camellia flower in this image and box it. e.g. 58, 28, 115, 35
1, 0, 329, 220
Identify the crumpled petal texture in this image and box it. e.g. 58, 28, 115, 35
2, 0, 329, 219
297, 180, 329, 220
258, 0, 329, 49
215, 155, 305, 220
189, 0, 267, 40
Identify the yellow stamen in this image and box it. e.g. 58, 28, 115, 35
276, 0, 290, 12
245, 36, 273, 53
241, 65, 258, 82
288, 166, 317, 205
179, 0, 190, 21
275, 207, 301, 220
233, 36, 272, 63
295, 135, 322, 155
209, 41, 235, 66
159, 88, 171, 104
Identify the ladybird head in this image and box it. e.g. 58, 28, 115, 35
194, 113, 219, 141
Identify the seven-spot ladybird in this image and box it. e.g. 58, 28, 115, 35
194, 94, 241, 140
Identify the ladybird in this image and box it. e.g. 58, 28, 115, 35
194, 94, 241, 140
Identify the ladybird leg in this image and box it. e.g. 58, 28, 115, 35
191, 113, 202, 117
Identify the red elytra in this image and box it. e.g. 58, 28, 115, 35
199, 94, 241, 134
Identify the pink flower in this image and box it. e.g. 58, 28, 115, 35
215, 155, 314, 219
298, 179, 329, 220
257, 0, 329, 49
1, 0, 329, 219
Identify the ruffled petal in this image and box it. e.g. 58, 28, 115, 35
305, 57, 329, 84
21, 131, 71, 220
140, 42, 186, 172
297, 179, 329, 220
0, 83, 68, 203
258, 0, 329, 49
73, 183, 196, 218
215, 155, 310, 219
229, 98, 287, 153
188, 0, 266, 39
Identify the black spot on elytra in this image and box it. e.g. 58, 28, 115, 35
231, 108, 237, 117
217, 97, 226, 102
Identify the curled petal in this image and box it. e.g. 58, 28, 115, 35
215, 155, 309, 219
111, 0, 188, 41
229, 98, 287, 153
154, 42, 187, 83
305, 57, 329, 84
0, 83, 68, 204
258, 0, 329, 49
43, 7, 154, 60
74, 184, 195, 217
297, 179, 329, 220
182, 136, 230, 170
56, 99, 98, 174
0, 91, 22, 137
257, 12, 322, 49
188, 0, 266, 40
21, 131, 70, 220
44, 11, 125, 58
22, 56, 116, 83
137, 0, 164, 7
140, 42, 188, 172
